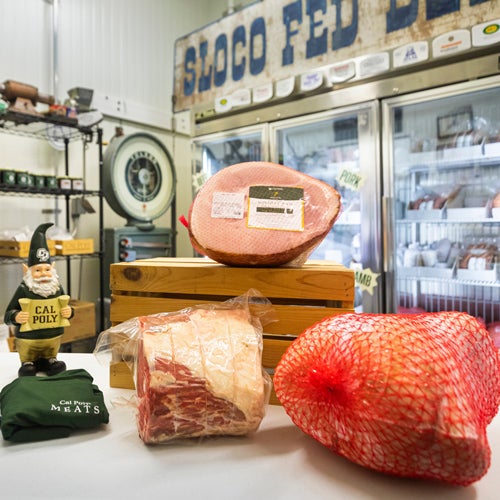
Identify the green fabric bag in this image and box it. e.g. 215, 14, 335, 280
0, 368, 109, 442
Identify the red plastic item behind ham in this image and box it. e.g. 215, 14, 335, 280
274, 311, 500, 486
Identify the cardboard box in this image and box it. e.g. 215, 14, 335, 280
108, 257, 355, 404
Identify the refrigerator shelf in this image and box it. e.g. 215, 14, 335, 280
336, 211, 361, 225
398, 272, 499, 287
402, 143, 500, 173
405, 209, 445, 220
397, 216, 499, 224
447, 207, 492, 220
399, 266, 454, 280
456, 268, 498, 283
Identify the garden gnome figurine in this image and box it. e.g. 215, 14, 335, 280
3, 223, 73, 377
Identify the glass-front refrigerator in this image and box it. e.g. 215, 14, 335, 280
191, 124, 266, 194
270, 103, 383, 312
383, 76, 500, 332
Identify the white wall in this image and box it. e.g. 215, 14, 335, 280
0, 0, 243, 316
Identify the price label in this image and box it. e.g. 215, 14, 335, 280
247, 186, 304, 231
211, 192, 245, 219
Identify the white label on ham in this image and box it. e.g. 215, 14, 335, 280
246, 186, 304, 231
211, 192, 245, 219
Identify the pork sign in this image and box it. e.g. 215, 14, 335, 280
173, 0, 498, 112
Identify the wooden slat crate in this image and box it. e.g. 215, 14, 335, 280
109, 257, 355, 404
61, 300, 96, 343
0, 239, 56, 258
54, 238, 94, 255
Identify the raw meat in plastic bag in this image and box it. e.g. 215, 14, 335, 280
94, 290, 273, 444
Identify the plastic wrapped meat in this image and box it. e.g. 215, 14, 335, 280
136, 307, 270, 444
274, 312, 500, 485
187, 162, 341, 267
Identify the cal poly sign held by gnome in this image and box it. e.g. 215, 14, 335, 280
3, 223, 74, 377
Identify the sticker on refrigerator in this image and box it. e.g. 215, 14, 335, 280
192, 172, 206, 193
214, 96, 232, 113
253, 82, 273, 103
247, 186, 304, 231
328, 61, 356, 83
393, 41, 429, 68
472, 19, 500, 46
337, 168, 365, 191
357, 52, 390, 79
432, 29, 471, 58
211, 192, 245, 219
300, 71, 323, 92
231, 88, 251, 107
275, 77, 295, 98
351, 264, 380, 295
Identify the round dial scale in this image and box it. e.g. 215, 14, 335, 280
103, 132, 176, 226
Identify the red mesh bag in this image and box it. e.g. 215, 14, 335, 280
274, 312, 500, 486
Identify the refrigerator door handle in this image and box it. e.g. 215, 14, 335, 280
382, 195, 396, 312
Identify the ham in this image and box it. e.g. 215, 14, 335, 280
188, 162, 341, 266
274, 312, 500, 485
135, 307, 269, 444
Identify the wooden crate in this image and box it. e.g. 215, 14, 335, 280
54, 239, 94, 255
109, 257, 355, 404
0, 239, 56, 258
61, 300, 96, 343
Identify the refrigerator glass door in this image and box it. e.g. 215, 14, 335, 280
270, 103, 382, 312
383, 76, 500, 328
192, 125, 266, 194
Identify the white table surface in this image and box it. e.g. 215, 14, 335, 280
1, 352, 500, 500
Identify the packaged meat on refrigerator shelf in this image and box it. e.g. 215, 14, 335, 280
405, 183, 461, 220
457, 235, 499, 282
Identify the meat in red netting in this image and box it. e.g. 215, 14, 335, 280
274, 312, 500, 486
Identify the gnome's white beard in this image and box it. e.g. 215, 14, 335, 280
24, 268, 61, 298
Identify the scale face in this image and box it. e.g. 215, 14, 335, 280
103, 133, 176, 226
126, 149, 162, 202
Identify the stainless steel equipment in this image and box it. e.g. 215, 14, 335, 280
192, 124, 265, 194
269, 103, 382, 312
103, 226, 174, 297
191, 52, 500, 320
383, 76, 500, 326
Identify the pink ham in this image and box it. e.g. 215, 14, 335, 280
188, 162, 341, 266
